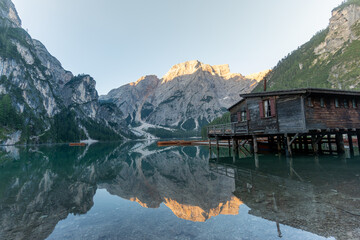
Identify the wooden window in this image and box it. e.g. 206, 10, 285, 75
353, 99, 357, 108
308, 97, 313, 107
344, 99, 349, 108
241, 111, 247, 122
320, 98, 325, 107
237, 112, 241, 122
335, 98, 339, 108
264, 99, 271, 117
270, 98, 276, 117
260, 98, 276, 118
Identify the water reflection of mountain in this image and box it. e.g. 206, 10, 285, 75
210, 155, 360, 240
0, 142, 240, 240
100, 146, 241, 222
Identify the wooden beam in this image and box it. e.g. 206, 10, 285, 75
289, 133, 300, 145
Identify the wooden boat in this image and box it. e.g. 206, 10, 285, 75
69, 142, 86, 147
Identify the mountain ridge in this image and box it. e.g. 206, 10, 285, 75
101, 60, 261, 132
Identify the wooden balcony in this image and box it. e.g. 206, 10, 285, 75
207, 122, 248, 137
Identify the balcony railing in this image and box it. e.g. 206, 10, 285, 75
207, 122, 248, 136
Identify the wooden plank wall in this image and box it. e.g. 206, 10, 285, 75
247, 97, 278, 134
305, 95, 360, 130
277, 95, 306, 133
229, 101, 247, 123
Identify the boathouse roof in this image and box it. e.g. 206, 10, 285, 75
228, 88, 360, 111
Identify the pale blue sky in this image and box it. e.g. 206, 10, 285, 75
12, 0, 344, 95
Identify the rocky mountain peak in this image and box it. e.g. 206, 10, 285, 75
130, 75, 159, 87
212, 64, 231, 76
0, 0, 21, 27
245, 70, 271, 82
161, 60, 242, 83
315, 3, 360, 58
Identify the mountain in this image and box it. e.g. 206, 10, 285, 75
101, 60, 260, 132
0, 0, 133, 144
253, 0, 360, 92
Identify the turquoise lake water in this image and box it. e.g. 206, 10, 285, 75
0, 142, 359, 240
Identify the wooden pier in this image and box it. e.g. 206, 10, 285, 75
208, 88, 360, 156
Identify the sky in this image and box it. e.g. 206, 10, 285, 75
12, 0, 344, 95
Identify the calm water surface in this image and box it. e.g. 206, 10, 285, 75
0, 142, 359, 240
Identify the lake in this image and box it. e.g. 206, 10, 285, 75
0, 142, 359, 240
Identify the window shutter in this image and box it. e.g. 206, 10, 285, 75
259, 102, 264, 118
270, 97, 276, 117
237, 112, 241, 122
247, 109, 250, 121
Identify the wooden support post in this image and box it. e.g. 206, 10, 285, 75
228, 139, 231, 149
232, 138, 236, 152
209, 138, 212, 149
216, 137, 220, 152
357, 131, 360, 151
304, 135, 309, 152
277, 135, 282, 152
348, 134, 354, 156
254, 153, 259, 169
253, 135, 258, 154
285, 134, 292, 156
312, 135, 318, 154
336, 133, 345, 154
317, 137, 323, 155
299, 136, 303, 151
328, 134, 333, 154
235, 140, 239, 155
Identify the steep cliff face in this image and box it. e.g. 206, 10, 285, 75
0, 0, 21, 27
254, 1, 360, 92
101, 60, 259, 131
0, 0, 131, 144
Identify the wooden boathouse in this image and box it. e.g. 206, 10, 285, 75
207, 88, 360, 155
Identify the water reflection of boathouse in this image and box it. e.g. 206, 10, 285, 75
209, 154, 360, 240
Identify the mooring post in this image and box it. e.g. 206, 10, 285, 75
253, 135, 258, 154
348, 133, 354, 156
336, 133, 345, 154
